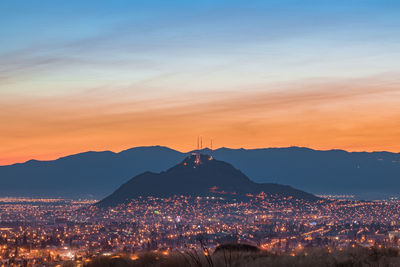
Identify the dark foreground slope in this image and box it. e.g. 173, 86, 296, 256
97, 154, 317, 207
82, 247, 400, 267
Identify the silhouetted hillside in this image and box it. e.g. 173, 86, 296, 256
97, 154, 318, 206
82, 247, 400, 267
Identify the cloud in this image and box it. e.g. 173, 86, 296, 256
1, 74, 400, 165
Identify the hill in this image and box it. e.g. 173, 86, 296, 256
97, 154, 318, 206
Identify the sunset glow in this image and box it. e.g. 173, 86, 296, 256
1, 0, 400, 165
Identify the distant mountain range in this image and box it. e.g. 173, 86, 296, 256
98, 154, 318, 207
1, 146, 400, 199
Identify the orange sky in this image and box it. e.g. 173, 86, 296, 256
2, 0, 400, 165
1, 75, 400, 165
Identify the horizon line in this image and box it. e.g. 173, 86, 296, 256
2, 145, 399, 167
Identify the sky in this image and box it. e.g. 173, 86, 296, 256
1, 0, 400, 165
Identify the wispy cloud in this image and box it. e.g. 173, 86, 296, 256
1, 74, 400, 164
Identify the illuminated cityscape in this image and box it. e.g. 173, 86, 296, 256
1, 195, 400, 265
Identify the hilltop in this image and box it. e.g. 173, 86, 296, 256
97, 154, 318, 206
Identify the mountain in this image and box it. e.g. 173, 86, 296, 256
0, 146, 184, 198
97, 154, 318, 207
1, 146, 400, 198
210, 147, 400, 199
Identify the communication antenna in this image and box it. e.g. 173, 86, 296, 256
209, 139, 214, 160
195, 136, 201, 165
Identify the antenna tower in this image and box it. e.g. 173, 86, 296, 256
195, 136, 201, 165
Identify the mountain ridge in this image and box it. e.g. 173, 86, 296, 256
3, 145, 400, 167
1, 146, 400, 198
